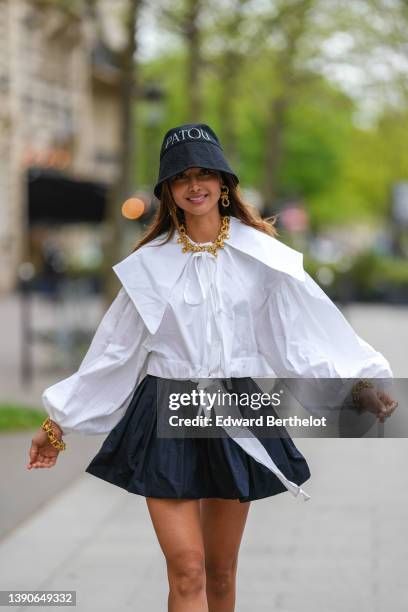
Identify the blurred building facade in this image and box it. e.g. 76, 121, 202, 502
0, 0, 127, 292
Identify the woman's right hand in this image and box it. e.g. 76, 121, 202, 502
358, 386, 398, 423
27, 426, 62, 469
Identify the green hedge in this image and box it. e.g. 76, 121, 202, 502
349, 252, 408, 291
0, 405, 45, 432
303, 251, 408, 301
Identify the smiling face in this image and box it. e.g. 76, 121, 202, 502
168, 167, 223, 218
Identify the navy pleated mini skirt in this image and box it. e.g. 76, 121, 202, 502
85, 375, 311, 503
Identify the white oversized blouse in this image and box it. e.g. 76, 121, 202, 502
42, 216, 393, 501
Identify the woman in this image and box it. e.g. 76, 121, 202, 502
28, 123, 397, 612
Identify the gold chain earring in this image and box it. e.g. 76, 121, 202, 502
220, 185, 230, 208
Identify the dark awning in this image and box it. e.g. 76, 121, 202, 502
27, 167, 109, 224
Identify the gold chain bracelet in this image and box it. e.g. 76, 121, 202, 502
351, 379, 374, 408
41, 417, 66, 451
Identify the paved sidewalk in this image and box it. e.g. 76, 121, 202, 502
0, 431, 104, 541
1, 438, 408, 612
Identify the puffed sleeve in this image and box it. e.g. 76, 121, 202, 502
258, 271, 394, 417
41, 287, 150, 435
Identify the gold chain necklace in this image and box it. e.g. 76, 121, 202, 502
177, 215, 230, 257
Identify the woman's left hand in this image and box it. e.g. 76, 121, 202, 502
358, 387, 398, 423
27, 427, 61, 469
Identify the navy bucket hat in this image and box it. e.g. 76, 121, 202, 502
153, 123, 239, 199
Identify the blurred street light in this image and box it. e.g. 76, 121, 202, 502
122, 197, 145, 219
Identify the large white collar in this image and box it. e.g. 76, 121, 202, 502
112, 216, 305, 334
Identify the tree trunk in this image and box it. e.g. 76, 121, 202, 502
263, 95, 288, 212
216, 0, 250, 165
102, 0, 143, 305
262, 0, 314, 214
184, 0, 202, 121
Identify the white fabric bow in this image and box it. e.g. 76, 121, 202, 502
183, 252, 218, 305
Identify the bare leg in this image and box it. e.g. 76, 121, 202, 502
200, 498, 251, 612
146, 498, 208, 612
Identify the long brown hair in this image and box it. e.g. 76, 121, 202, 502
131, 172, 278, 253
